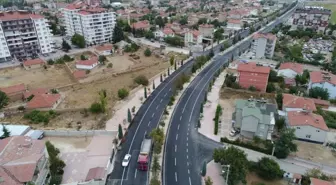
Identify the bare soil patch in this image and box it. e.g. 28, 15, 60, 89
42, 136, 92, 153
246, 172, 287, 185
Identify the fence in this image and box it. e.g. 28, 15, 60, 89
43, 130, 117, 137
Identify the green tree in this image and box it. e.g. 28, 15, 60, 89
150, 128, 164, 154
118, 88, 129, 99
266, 83, 276, 93
71, 33, 85, 48
0, 125, 11, 139
99, 55, 107, 64
256, 157, 283, 180
160, 74, 163, 82
118, 124, 123, 139
205, 176, 213, 185
274, 128, 297, 159
268, 70, 278, 82
127, 108, 132, 123
144, 48, 152, 56
61, 39, 71, 51
99, 89, 107, 113
144, 87, 147, 98
134, 75, 149, 86
276, 93, 283, 110
90, 102, 103, 113
112, 24, 124, 43
214, 29, 224, 43
201, 161, 207, 176
0, 91, 9, 110
168, 68, 170, 75
275, 117, 285, 131
145, 31, 155, 39
155, 16, 165, 28
80, 55, 87, 60
174, 61, 177, 70
170, 56, 175, 66
248, 86, 257, 91
223, 41, 230, 49
309, 87, 329, 100
152, 81, 155, 90
45, 141, 65, 185
213, 146, 249, 185
151, 155, 161, 177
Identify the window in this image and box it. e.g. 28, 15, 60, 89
306, 135, 311, 138
316, 130, 320, 132
297, 127, 300, 129
260, 124, 265, 130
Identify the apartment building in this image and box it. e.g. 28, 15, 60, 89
291, 6, 331, 33
62, 2, 116, 46
309, 71, 336, 98
237, 62, 270, 92
251, 33, 276, 59
0, 11, 54, 62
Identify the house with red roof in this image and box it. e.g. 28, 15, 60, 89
309, 71, 336, 98
184, 30, 203, 46
282, 94, 317, 112
237, 62, 270, 92
23, 58, 45, 70
227, 19, 242, 30
131, 20, 151, 31
0, 84, 26, 101
23, 88, 49, 100
95, 44, 114, 56
287, 111, 328, 143
26, 93, 62, 110
76, 57, 99, 70
199, 24, 214, 38
310, 178, 335, 185
278, 62, 304, 79
73, 70, 87, 80
0, 136, 49, 185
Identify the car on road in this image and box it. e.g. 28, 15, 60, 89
122, 154, 131, 167
229, 129, 239, 137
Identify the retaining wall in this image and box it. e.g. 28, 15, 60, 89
43, 130, 117, 137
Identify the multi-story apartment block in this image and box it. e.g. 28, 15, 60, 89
309, 71, 336, 98
0, 11, 54, 62
291, 6, 331, 33
251, 33, 276, 59
62, 2, 116, 46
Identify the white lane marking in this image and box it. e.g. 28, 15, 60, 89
135, 169, 137, 178
180, 116, 182, 120
148, 121, 151, 126
175, 158, 176, 166
188, 123, 190, 126
186, 148, 188, 153
176, 134, 178, 140
175, 145, 177, 152
177, 124, 180, 130
143, 131, 147, 138
164, 93, 167, 97
160, 99, 163, 103
188, 127, 189, 131
186, 143, 188, 146
152, 113, 155, 118
187, 137, 188, 141
187, 132, 189, 136
175, 172, 178, 182
156, 105, 159, 110
169, 88, 172, 91
187, 155, 188, 159
187, 162, 189, 166
189, 177, 192, 185
188, 169, 190, 174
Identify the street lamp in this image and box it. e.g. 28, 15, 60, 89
221, 164, 230, 185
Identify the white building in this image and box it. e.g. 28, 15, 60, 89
76, 57, 99, 70
286, 111, 328, 144
251, 33, 276, 59
277, 62, 304, 79
309, 71, 336, 98
0, 11, 54, 62
184, 30, 203, 46
226, 19, 242, 30
62, 2, 116, 46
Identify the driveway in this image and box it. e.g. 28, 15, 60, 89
219, 100, 234, 138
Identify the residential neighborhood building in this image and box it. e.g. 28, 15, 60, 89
26, 93, 62, 110
0, 83, 26, 101
95, 44, 114, 56
199, 24, 214, 38
282, 93, 317, 112
184, 30, 203, 46
233, 99, 276, 140
237, 62, 270, 92
277, 62, 304, 79
23, 88, 49, 100
62, 2, 116, 46
308, 71, 336, 98
226, 19, 242, 30
76, 57, 99, 70
131, 20, 151, 31
0, 11, 54, 62
251, 33, 277, 59
23, 58, 45, 70
291, 6, 331, 33
286, 111, 328, 144
0, 136, 49, 185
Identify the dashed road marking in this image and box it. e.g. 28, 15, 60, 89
176, 134, 178, 140
175, 145, 177, 152
175, 158, 176, 166
164, 93, 167, 97
175, 172, 177, 182
180, 116, 182, 120
177, 124, 180, 130
156, 105, 159, 110
160, 99, 163, 103
148, 121, 151, 126
152, 113, 155, 118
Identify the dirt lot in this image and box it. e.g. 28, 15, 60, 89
292, 140, 336, 166
43, 136, 92, 153
0, 65, 74, 89
220, 88, 276, 102
246, 172, 287, 185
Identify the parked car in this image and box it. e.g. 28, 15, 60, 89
229, 129, 239, 137
122, 154, 131, 167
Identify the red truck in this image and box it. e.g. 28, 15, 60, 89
137, 138, 152, 170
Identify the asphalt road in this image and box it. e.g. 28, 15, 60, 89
163, 3, 298, 185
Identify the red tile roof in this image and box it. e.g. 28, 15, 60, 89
192, 30, 201, 37
310, 98, 330, 107
76, 57, 98, 66
287, 111, 328, 131
23, 58, 45, 67
228, 19, 241, 24
163, 28, 174, 35
310, 178, 334, 185
283, 94, 317, 111
279, 62, 304, 74
0, 11, 44, 21
132, 20, 150, 30
73, 70, 87, 79
85, 167, 105, 181
237, 62, 270, 74
0, 84, 25, 95
95, 44, 113, 51
253, 33, 276, 40
23, 88, 49, 99
199, 24, 214, 28
27, 94, 61, 109
0, 136, 45, 184
310, 71, 336, 85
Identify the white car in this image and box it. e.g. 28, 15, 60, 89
122, 154, 131, 167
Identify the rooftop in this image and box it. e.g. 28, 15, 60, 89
237, 62, 270, 74
0, 11, 44, 21
199, 24, 214, 28
0, 84, 26, 95
253, 33, 276, 40
23, 58, 45, 67
23, 88, 49, 99
132, 20, 150, 30
227, 19, 241, 24
283, 94, 316, 111
287, 111, 328, 131
310, 178, 335, 185
279, 62, 304, 74
26, 94, 61, 109
310, 71, 336, 85
95, 44, 113, 51
76, 57, 98, 66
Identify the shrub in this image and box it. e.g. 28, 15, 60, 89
63, 54, 73, 62
107, 63, 113, 68
248, 86, 257, 92
90, 102, 103, 113
220, 137, 272, 154
168, 96, 175, 106
80, 55, 87, 60
134, 75, 149, 86
214, 105, 222, 135
118, 88, 129, 99
144, 48, 151, 56
51, 89, 58, 94
47, 59, 55, 65
17, 106, 25, 111
24, 110, 57, 124
27, 95, 35, 101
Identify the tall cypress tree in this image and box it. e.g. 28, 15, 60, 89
127, 108, 132, 123
144, 87, 147, 98
118, 124, 123, 139
160, 74, 163, 82
152, 81, 155, 90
